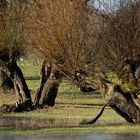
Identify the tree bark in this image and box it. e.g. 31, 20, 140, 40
0, 70, 14, 90
75, 72, 95, 92
102, 83, 140, 123
34, 60, 52, 106
121, 58, 139, 87
7, 60, 32, 111
39, 67, 63, 107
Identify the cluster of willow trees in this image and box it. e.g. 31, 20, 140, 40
0, 0, 140, 123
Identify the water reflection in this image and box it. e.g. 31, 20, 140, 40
0, 116, 82, 129
0, 116, 140, 140
0, 133, 140, 140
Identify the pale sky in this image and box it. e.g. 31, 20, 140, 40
89, 0, 133, 12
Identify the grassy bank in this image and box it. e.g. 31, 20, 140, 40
1, 87, 140, 135
0, 61, 140, 135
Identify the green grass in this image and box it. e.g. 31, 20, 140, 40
0, 106, 130, 135
26, 79, 40, 91
0, 121, 140, 135
38, 125, 140, 135
18, 60, 40, 78
24, 125, 140, 135
1, 90, 140, 135
0, 61, 140, 135
18, 60, 41, 91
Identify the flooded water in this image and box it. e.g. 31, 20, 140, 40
0, 116, 140, 140
0, 133, 140, 140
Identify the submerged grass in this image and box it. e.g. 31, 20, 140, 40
0, 123, 140, 135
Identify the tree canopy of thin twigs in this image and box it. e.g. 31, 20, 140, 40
28, 0, 99, 80
0, 0, 33, 62
94, 0, 140, 85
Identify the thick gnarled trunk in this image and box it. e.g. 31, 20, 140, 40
102, 84, 140, 123
75, 72, 95, 93
34, 60, 52, 106
82, 82, 140, 124
9, 61, 32, 111
38, 68, 63, 107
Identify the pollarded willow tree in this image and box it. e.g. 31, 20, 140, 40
0, 1, 14, 90
86, 0, 140, 124
28, 0, 97, 107
0, 0, 34, 112
0, 0, 99, 112
25, 0, 140, 124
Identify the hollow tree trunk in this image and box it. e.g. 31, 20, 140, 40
34, 60, 52, 106
8, 60, 32, 111
39, 67, 63, 107
102, 84, 140, 123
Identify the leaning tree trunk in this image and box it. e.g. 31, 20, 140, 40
34, 60, 52, 107
38, 67, 63, 107
7, 60, 32, 112
102, 83, 140, 123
